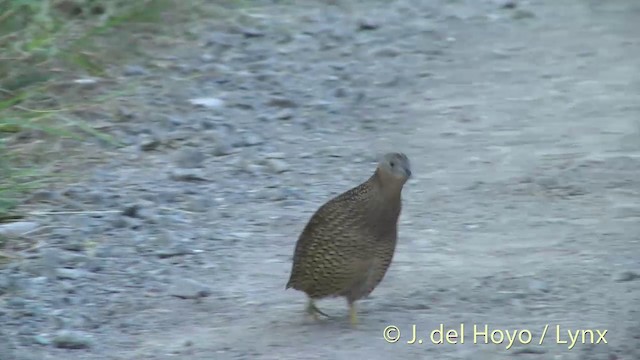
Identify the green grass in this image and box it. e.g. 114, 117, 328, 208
0, 0, 291, 224
0, 0, 277, 222
0, 0, 181, 222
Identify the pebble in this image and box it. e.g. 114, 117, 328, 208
187, 197, 214, 213
528, 279, 550, 293
168, 278, 212, 299
173, 148, 205, 168
613, 270, 639, 282
512, 347, 546, 354
512, 9, 535, 19
498, 0, 518, 9
139, 135, 162, 151
212, 136, 233, 156
267, 97, 297, 108
188, 97, 225, 109
155, 243, 192, 259
121, 201, 155, 220
0, 276, 9, 295
84, 258, 104, 272
60, 240, 85, 252
111, 216, 133, 229
169, 169, 208, 181
40, 248, 61, 268
33, 335, 51, 346
266, 159, 290, 174
265, 152, 286, 159
241, 133, 264, 147
372, 47, 401, 58
357, 18, 380, 31
93, 245, 114, 258
200, 54, 215, 62
52, 330, 93, 349
0, 222, 39, 237
28, 190, 59, 202
241, 27, 265, 38
273, 109, 294, 120
56, 268, 87, 280
123, 65, 149, 76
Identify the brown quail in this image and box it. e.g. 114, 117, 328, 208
286, 152, 412, 326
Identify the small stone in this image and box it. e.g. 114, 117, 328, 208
84, 258, 104, 272
7, 297, 27, 308
512, 347, 546, 354
60, 241, 85, 252
274, 109, 294, 120
111, 216, 132, 229
52, 330, 93, 349
334, 88, 348, 98
265, 152, 286, 159
173, 148, 205, 168
528, 279, 550, 293
613, 270, 639, 282
512, 9, 535, 19
139, 135, 161, 151
241, 27, 264, 38
40, 248, 61, 271
207, 130, 234, 156
169, 278, 212, 299
28, 190, 59, 202
93, 245, 114, 258
357, 19, 379, 31
155, 243, 192, 259
0, 221, 38, 236
372, 47, 400, 57
187, 197, 214, 213
73, 78, 99, 85
266, 159, 290, 174
122, 204, 141, 218
33, 335, 51, 346
123, 65, 149, 76
498, 0, 517, 9
200, 54, 215, 62
188, 97, 225, 109
56, 268, 86, 280
242, 133, 264, 147
169, 169, 208, 181
0, 277, 9, 295
267, 97, 297, 108
213, 141, 233, 156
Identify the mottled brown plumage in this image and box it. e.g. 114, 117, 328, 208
286, 152, 412, 326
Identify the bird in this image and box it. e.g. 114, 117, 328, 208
285, 152, 412, 327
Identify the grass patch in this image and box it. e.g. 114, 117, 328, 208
0, 0, 294, 235
0, 0, 278, 223
0, 0, 192, 222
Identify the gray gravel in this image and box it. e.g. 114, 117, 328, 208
1, 0, 640, 359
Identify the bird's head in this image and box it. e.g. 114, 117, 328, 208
376, 152, 411, 186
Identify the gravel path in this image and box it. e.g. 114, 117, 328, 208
1, 0, 639, 359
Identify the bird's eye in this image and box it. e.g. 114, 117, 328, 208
390, 161, 395, 167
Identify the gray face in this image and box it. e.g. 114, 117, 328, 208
379, 152, 411, 180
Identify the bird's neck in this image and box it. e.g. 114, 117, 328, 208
371, 169, 404, 200
369, 170, 403, 215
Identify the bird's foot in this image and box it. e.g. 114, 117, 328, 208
306, 299, 331, 320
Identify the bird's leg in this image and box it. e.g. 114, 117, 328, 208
306, 298, 331, 320
348, 300, 357, 327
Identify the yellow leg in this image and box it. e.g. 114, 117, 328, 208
306, 298, 319, 321
349, 302, 357, 327
306, 298, 331, 320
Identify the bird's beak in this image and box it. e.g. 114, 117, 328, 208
404, 167, 412, 178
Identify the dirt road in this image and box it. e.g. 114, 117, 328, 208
1, 0, 639, 359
